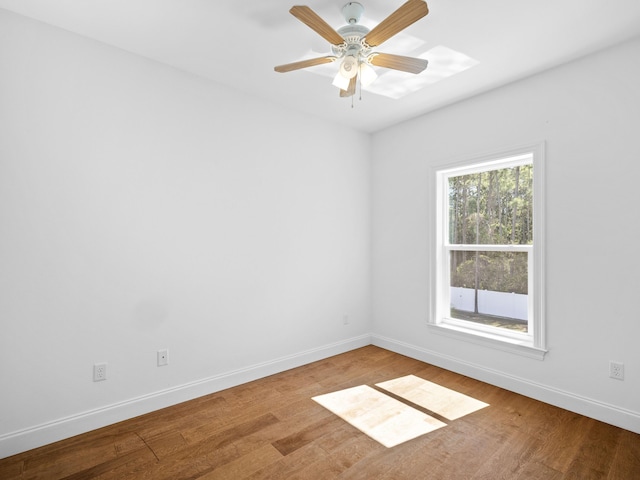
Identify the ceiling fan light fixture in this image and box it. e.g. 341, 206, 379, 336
359, 62, 377, 87
339, 55, 359, 78
332, 71, 351, 90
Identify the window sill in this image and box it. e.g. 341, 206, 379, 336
427, 322, 547, 360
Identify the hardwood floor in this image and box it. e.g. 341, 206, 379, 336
1, 346, 639, 479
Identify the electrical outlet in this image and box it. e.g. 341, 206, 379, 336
93, 363, 107, 382
157, 349, 169, 367
609, 361, 624, 380
343, 315, 350, 326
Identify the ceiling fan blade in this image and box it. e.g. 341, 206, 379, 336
369, 53, 428, 74
290, 5, 345, 45
364, 0, 429, 47
274, 56, 336, 73
339, 76, 357, 97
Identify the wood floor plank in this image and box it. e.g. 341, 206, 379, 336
520, 412, 589, 473
235, 404, 335, 456
564, 420, 621, 478
272, 416, 345, 456
197, 444, 283, 479
471, 430, 539, 479
1, 346, 639, 480
20, 431, 148, 480
316, 426, 383, 471
58, 447, 158, 480
122, 436, 244, 480
425, 420, 508, 479
515, 461, 563, 480
109, 416, 281, 480
0, 458, 23, 479
143, 430, 188, 460
334, 425, 447, 480
608, 429, 640, 479
244, 443, 330, 480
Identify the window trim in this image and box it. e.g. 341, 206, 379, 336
427, 143, 547, 360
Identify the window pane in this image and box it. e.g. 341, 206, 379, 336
449, 251, 528, 332
448, 165, 533, 245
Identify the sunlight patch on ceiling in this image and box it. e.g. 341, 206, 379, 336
368, 46, 480, 99
297, 44, 479, 100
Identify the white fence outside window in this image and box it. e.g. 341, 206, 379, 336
450, 287, 528, 321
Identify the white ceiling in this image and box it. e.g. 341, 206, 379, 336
2, 0, 640, 133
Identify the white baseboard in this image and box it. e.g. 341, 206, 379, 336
0, 334, 371, 459
371, 334, 640, 435
4, 332, 637, 459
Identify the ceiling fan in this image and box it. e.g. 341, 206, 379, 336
274, 0, 430, 98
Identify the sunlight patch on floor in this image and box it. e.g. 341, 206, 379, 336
312, 385, 446, 448
312, 375, 489, 448
377, 375, 489, 421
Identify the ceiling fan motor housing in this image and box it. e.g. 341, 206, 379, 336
332, 24, 371, 64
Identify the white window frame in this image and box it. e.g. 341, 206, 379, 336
428, 143, 547, 360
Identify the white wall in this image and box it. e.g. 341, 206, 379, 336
0, 9, 371, 457
371, 36, 640, 433
2, 6, 639, 460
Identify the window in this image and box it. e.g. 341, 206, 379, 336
429, 144, 546, 359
